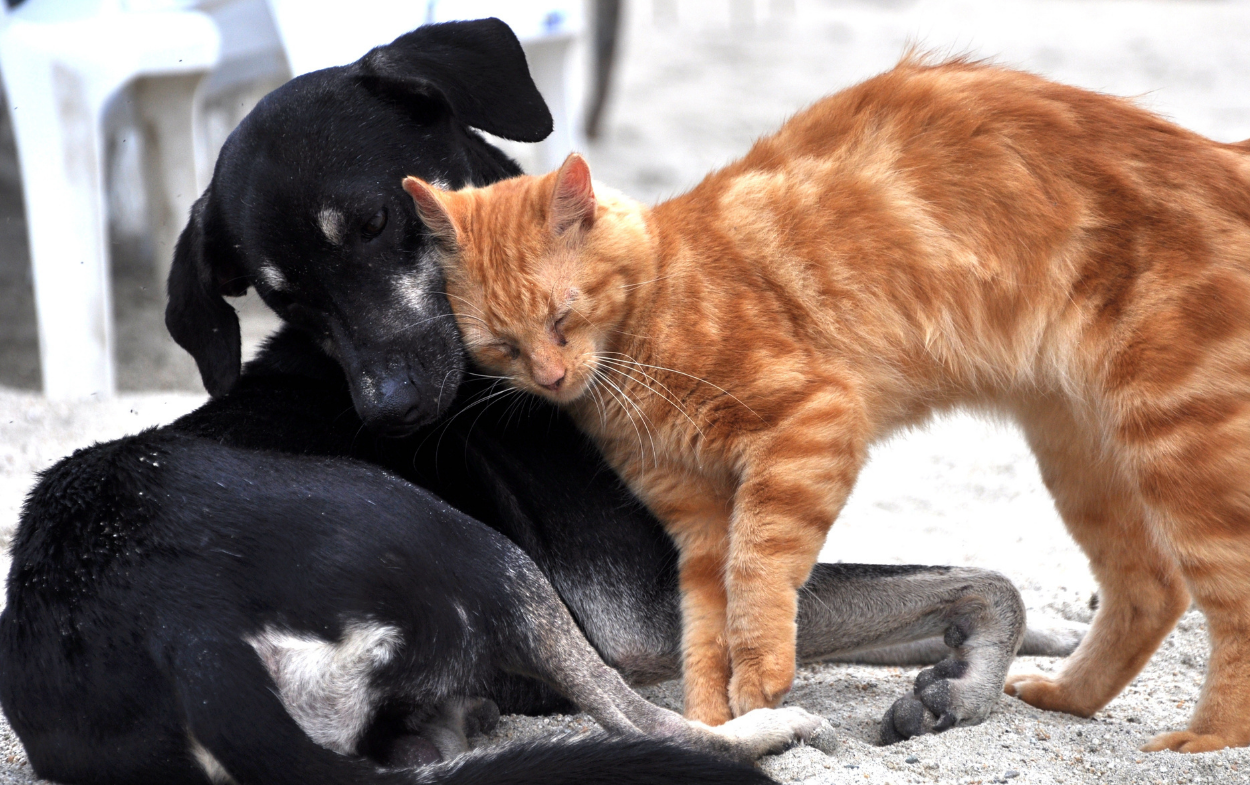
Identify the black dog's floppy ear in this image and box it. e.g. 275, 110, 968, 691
165, 192, 245, 398
354, 18, 553, 143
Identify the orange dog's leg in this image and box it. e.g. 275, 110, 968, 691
1007, 398, 1190, 717
1123, 400, 1250, 753
726, 386, 866, 717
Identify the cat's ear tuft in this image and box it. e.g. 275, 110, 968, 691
403, 177, 458, 247
549, 153, 596, 236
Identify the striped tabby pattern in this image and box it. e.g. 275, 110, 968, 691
404, 57, 1250, 752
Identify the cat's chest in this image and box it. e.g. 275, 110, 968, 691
569, 394, 732, 490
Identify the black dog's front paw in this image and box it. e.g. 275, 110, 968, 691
879, 658, 972, 744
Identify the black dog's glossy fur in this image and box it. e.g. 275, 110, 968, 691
0, 19, 1079, 785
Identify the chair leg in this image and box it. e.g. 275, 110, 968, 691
524, 36, 584, 171
1, 6, 219, 398
1, 43, 116, 399
584, 0, 622, 141
135, 73, 211, 292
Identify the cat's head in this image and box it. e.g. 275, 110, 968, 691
403, 154, 641, 405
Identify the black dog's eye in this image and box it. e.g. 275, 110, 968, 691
361, 208, 388, 241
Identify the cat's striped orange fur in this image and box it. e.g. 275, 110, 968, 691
404, 57, 1250, 752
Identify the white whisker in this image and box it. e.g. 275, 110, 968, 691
595, 355, 707, 444
598, 351, 763, 420
593, 364, 658, 468
442, 292, 489, 319
618, 273, 673, 291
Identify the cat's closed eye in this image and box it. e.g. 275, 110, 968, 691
551, 312, 571, 346
493, 341, 521, 360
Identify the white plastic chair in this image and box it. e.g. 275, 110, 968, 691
0, 0, 223, 399
266, 0, 585, 172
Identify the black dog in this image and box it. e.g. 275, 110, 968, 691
0, 19, 1079, 785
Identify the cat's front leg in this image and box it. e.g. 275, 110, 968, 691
676, 536, 733, 726
648, 487, 736, 726
725, 391, 867, 717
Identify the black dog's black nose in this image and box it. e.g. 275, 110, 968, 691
362, 374, 439, 434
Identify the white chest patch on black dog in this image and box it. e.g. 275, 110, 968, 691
245, 621, 403, 754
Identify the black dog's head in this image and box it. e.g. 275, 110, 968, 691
166, 19, 551, 434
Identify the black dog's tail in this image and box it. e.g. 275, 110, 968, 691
415, 735, 775, 785
173, 641, 773, 785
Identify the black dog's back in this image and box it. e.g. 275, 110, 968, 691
2, 432, 460, 783
2, 436, 193, 783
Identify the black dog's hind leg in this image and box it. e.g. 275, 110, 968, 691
494, 552, 832, 762
575, 557, 1078, 744
793, 564, 1031, 743
172, 637, 414, 785
174, 634, 779, 785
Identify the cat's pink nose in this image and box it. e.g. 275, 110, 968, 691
540, 370, 566, 392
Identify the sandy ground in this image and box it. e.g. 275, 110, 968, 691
3, 0, 1250, 782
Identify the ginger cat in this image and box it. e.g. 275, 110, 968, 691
403, 57, 1250, 752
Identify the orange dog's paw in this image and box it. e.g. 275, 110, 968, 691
1003, 673, 1098, 717
1141, 731, 1240, 753
728, 656, 795, 717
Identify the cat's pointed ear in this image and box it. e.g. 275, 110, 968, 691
549, 153, 596, 237
403, 177, 458, 247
